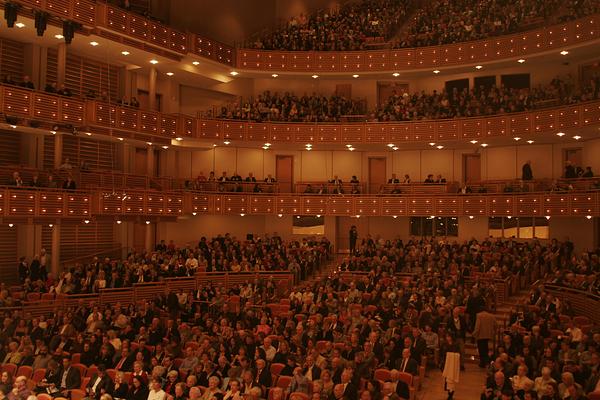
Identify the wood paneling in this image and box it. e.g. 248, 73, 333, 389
0, 38, 25, 81
41, 221, 116, 262
43, 135, 120, 171
0, 226, 18, 284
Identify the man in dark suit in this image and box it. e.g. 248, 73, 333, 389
57, 356, 81, 396
324, 315, 344, 341
113, 348, 134, 372
396, 349, 419, 376
303, 355, 321, 381
86, 364, 113, 400
340, 368, 358, 399
409, 328, 427, 363
390, 370, 410, 400
446, 307, 467, 370
254, 359, 272, 393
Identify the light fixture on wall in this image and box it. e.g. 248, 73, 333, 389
433, 70, 440, 74
586, 215, 592, 220
145, 220, 150, 224
121, 51, 130, 56
470, 140, 478, 144
175, 137, 183, 141
230, 71, 239, 76
387, 143, 395, 148
223, 140, 231, 145
560, 50, 569, 55
513, 137, 521, 141
573, 135, 581, 140
475, 65, 483, 70
352, 74, 359, 78
527, 140, 534, 144
517, 59, 525, 63
150, 59, 159, 64
90, 41, 99, 46
556, 132, 565, 137
271, 73, 278, 78
116, 220, 122, 224
311, 74, 319, 79
393, 72, 400, 77
480, 143, 488, 147
192, 61, 200, 66
392, 146, 399, 151
436, 145, 444, 149
8, 223, 14, 227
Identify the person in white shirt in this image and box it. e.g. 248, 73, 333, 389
147, 378, 166, 400
512, 365, 534, 393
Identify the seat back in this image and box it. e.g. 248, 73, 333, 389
31, 368, 46, 383
275, 375, 292, 389
289, 392, 310, 400
70, 353, 81, 364
16, 365, 32, 379
70, 388, 86, 400
270, 363, 285, 376
374, 368, 391, 382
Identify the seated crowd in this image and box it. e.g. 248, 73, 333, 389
248, 0, 409, 51
1, 235, 598, 400
216, 91, 365, 123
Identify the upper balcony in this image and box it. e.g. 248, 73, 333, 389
4, 1, 600, 76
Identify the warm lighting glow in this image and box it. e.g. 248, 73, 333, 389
429, 142, 436, 146
8, 224, 13, 228
50, 130, 56, 135
469, 216, 474, 219
84, 219, 90, 224
240, 213, 245, 217
387, 143, 395, 148
90, 41, 99, 46
392, 146, 399, 151
556, 132, 565, 137
118, 137, 124, 141
262, 146, 269, 150
85, 132, 92, 136
545, 216, 551, 220
586, 215, 592, 220
527, 140, 534, 144
230, 71, 239, 76
192, 61, 200, 66
54, 34, 64, 39
192, 212, 197, 216
470, 140, 478, 144
393, 216, 397, 219
15, 22, 25, 28
116, 220, 122, 224
10, 125, 16, 129
166, 72, 174, 76
278, 214, 283, 217
223, 140, 231, 145
265, 143, 272, 147
475, 65, 483, 69
146, 142, 153, 146
175, 137, 183, 141
150, 59, 159, 64
481, 143, 488, 147
348, 147, 355, 151
573, 135, 581, 140
560, 50, 569, 55
48, 224, 53, 227
518, 59, 525, 63
121, 51, 130, 55
145, 220, 150, 224
272, 73, 278, 78
311, 74, 319, 79
433, 70, 440, 74
393, 72, 400, 77
346, 144, 352, 148
352, 74, 359, 78
162, 145, 169, 149
436, 145, 444, 149
513, 137, 521, 141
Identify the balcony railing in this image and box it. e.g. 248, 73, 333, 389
2, 187, 598, 218
7, 1, 600, 71
3, 84, 600, 146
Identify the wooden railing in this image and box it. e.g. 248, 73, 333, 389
3, 84, 600, 146
11, 271, 294, 317
541, 284, 600, 325
6, 2, 600, 72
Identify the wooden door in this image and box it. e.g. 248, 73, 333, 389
368, 157, 386, 194
276, 155, 294, 193
463, 154, 481, 183
134, 148, 147, 175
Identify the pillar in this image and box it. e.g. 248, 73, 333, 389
56, 43, 67, 87
144, 222, 153, 252
148, 66, 157, 111
50, 225, 60, 277
23, 44, 43, 89
53, 134, 63, 169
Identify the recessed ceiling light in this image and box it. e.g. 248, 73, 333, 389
352, 74, 359, 78
50, 130, 56, 135
175, 137, 183, 141
527, 140, 534, 144
436, 145, 444, 149
15, 22, 25, 28
150, 59, 158, 64
262, 146, 269, 150
387, 143, 395, 148
311, 74, 319, 79
54, 34, 64, 39
192, 61, 200, 66
518, 59, 525, 63
90, 41, 99, 46
121, 51, 130, 56
481, 143, 488, 147
573, 135, 581, 140
306, 147, 312, 151
162, 145, 169, 149
469, 216, 474, 219
392, 146, 399, 151
116, 220, 122, 224
264, 143, 271, 147
305, 144, 312, 147
118, 137, 124, 141
433, 70, 440, 74
586, 215, 592, 220
475, 65, 483, 70
429, 142, 436, 146
166, 72, 174, 76
556, 132, 565, 137
146, 142, 153, 146
560, 50, 569, 55
348, 147, 355, 151
470, 140, 478, 144
393, 72, 400, 77
230, 71, 238, 76
223, 140, 231, 145
85, 132, 92, 136
145, 220, 151, 224
271, 73, 278, 78
513, 137, 521, 141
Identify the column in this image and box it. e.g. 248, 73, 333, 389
147, 147, 155, 177
23, 44, 43, 89
144, 222, 153, 252
148, 66, 157, 111
50, 225, 60, 277
53, 134, 63, 169
56, 43, 67, 87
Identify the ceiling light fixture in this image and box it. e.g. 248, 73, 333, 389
311, 74, 319, 79
305, 144, 312, 148
262, 146, 269, 150
513, 137, 521, 141
162, 145, 169, 149
573, 135, 581, 140
556, 132, 565, 137
264, 143, 271, 147
50, 130, 56, 135
475, 65, 483, 70
433, 70, 440, 74
84, 132, 92, 136
150, 59, 158, 64
230, 71, 238, 76
346, 144, 352, 148
348, 147, 355, 151
54, 34, 64, 39
481, 143, 489, 147
436, 145, 444, 149
145, 220, 150, 224
271, 73, 278, 78
470, 140, 478, 144
15, 22, 25, 28
387, 143, 395, 148
527, 140, 534, 144
518, 59, 525, 63
175, 137, 183, 141
121, 51, 130, 56
392, 146, 399, 151
90, 41, 99, 46
166, 72, 174, 76
116, 220, 122, 224
146, 142, 153, 146
352, 74, 359, 78
560, 50, 569, 55
118, 137, 123, 141
223, 140, 231, 145
429, 142, 436, 146
192, 61, 200, 66
393, 72, 400, 77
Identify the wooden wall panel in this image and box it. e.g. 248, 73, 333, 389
0, 38, 25, 82
43, 135, 121, 171
41, 221, 116, 263
0, 226, 18, 284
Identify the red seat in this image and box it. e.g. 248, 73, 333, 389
71, 353, 81, 364
16, 365, 32, 379
80, 376, 90, 391
289, 392, 310, 400
374, 368, 391, 382
1, 364, 17, 376
71, 363, 87, 378
36, 394, 52, 400
270, 363, 285, 376
31, 368, 46, 383
86, 365, 99, 378
573, 316, 590, 326
276, 375, 292, 389
27, 292, 41, 302
587, 392, 600, 400
70, 388, 86, 400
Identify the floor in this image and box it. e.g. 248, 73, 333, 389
417, 365, 486, 400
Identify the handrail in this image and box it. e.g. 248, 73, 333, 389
5, 1, 600, 72
542, 284, 600, 325
59, 246, 127, 269
2, 84, 600, 147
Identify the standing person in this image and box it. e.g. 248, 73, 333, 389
349, 225, 358, 255
522, 160, 533, 180
473, 307, 496, 368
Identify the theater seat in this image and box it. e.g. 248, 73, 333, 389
289, 392, 310, 400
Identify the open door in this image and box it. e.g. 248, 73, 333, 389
368, 157, 386, 194
276, 155, 294, 193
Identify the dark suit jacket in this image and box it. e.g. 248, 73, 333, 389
303, 365, 321, 381
59, 366, 81, 390
86, 374, 113, 400
396, 357, 419, 376
342, 382, 358, 399
255, 368, 272, 388
395, 379, 410, 400
446, 316, 467, 339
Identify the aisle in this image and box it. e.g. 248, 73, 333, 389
417, 366, 486, 400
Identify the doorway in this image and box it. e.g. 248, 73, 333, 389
368, 157, 386, 194
463, 153, 481, 183
276, 155, 294, 193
